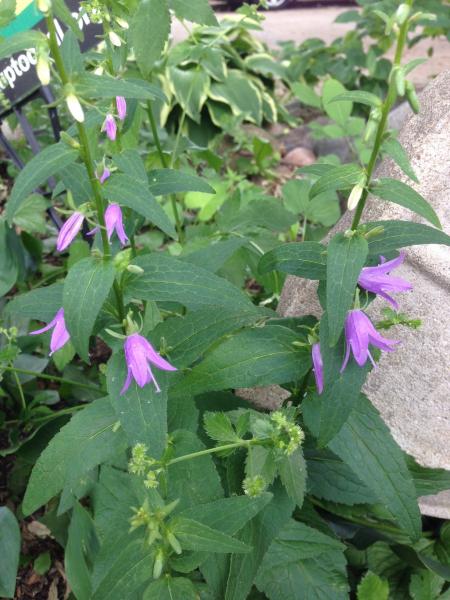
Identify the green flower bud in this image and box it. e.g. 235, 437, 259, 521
167, 532, 182, 555
243, 475, 266, 497
406, 81, 420, 114
395, 3, 411, 25
126, 264, 145, 275
60, 131, 80, 149
153, 548, 165, 579
394, 67, 406, 97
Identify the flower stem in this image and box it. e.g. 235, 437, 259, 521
166, 440, 251, 466
3, 365, 101, 392
11, 368, 26, 412
146, 101, 184, 242
351, 1, 413, 230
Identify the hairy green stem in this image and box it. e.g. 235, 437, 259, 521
166, 440, 252, 466
11, 368, 26, 411
351, 1, 413, 230
2, 365, 100, 392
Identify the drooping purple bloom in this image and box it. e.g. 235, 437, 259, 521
30, 308, 70, 355
311, 343, 324, 394
57, 211, 84, 252
121, 333, 177, 394
97, 166, 111, 184
105, 203, 129, 246
358, 253, 412, 310
341, 310, 400, 373
116, 96, 127, 121
103, 113, 117, 141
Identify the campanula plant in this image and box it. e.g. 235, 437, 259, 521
1, 1, 450, 599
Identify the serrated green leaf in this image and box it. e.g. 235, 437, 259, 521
310, 164, 363, 198
107, 352, 168, 457
326, 233, 368, 346
23, 398, 126, 516
66, 503, 99, 600
76, 73, 165, 102
381, 138, 419, 183
0, 30, 46, 60
172, 517, 251, 553
131, 0, 170, 75
6, 144, 78, 223
365, 220, 450, 256
103, 174, 176, 239
0, 507, 20, 598
4, 283, 63, 323
147, 169, 214, 196
328, 395, 422, 541
204, 412, 240, 443
407, 456, 450, 498
278, 449, 306, 508
63, 257, 116, 362
177, 325, 311, 396
126, 253, 253, 310
144, 576, 198, 600
370, 178, 441, 228
169, 0, 218, 25
357, 571, 389, 600
258, 242, 327, 280
255, 519, 349, 600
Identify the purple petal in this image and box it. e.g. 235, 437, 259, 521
103, 114, 117, 141
347, 311, 370, 367
57, 212, 84, 252
98, 167, 111, 184
120, 367, 133, 395
141, 337, 177, 372
116, 96, 127, 121
311, 343, 324, 394
105, 203, 129, 246
86, 226, 100, 237
49, 317, 70, 355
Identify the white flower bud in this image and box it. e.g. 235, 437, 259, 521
37, 0, 52, 14
108, 31, 122, 47
66, 93, 85, 123
347, 183, 365, 211
115, 17, 129, 30
36, 54, 51, 86
395, 3, 411, 25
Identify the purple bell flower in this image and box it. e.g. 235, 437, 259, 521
30, 308, 70, 355
358, 253, 412, 310
105, 203, 129, 246
103, 113, 117, 141
341, 309, 400, 373
121, 333, 177, 394
116, 96, 126, 121
97, 166, 111, 184
57, 211, 84, 252
311, 343, 324, 394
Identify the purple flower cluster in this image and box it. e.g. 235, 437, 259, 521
312, 253, 411, 394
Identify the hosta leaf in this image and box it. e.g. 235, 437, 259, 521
126, 252, 253, 310
365, 220, 450, 255
255, 519, 349, 600
210, 70, 262, 125
328, 395, 422, 541
6, 144, 78, 222
0, 507, 20, 598
103, 174, 176, 239
168, 67, 210, 122
63, 257, 116, 362
258, 242, 327, 280
177, 325, 311, 396
131, 0, 170, 75
326, 233, 368, 346
370, 178, 441, 228
23, 398, 126, 516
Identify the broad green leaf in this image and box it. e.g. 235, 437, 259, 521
66, 503, 99, 600
291, 82, 322, 108
0, 219, 19, 297
303, 313, 370, 445
357, 571, 389, 600
210, 70, 262, 124
331, 91, 382, 108
310, 164, 363, 198
328, 395, 422, 541
223, 483, 294, 600
150, 306, 262, 368
103, 174, 176, 239
144, 577, 197, 600
177, 325, 311, 396
0, 30, 45, 60
60, 29, 83, 74
23, 398, 126, 516
370, 178, 441, 228
183, 238, 246, 273
107, 352, 168, 457
0, 0, 16, 28
407, 456, 450, 498
92, 537, 154, 600
63, 257, 116, 362
59, 163, 91, 205
113, 149, 147, 183
53, 0, 83, 39
6, 144, 78, 223
322, 78, 352, 126
326, 233, 368, 346
147, 169, 215, 196
126, 253, 253, 310
220, 197, 297, 233
306, 448, 378, 505
4, 283, 63, 323
258, 242, 327, 280
365, 220, 450, 256
12, 194, 47, 233
168, 67, 210, 122
0, 507, 20, 598
172, 517, 251, 553
131, 0, 170, 75
255, 519, 349, 600
381, 138, 419, 183
245, 53, 286, 79
76, 73, 165, 102
169, 0, 218, 25
278, 449, 306, 508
